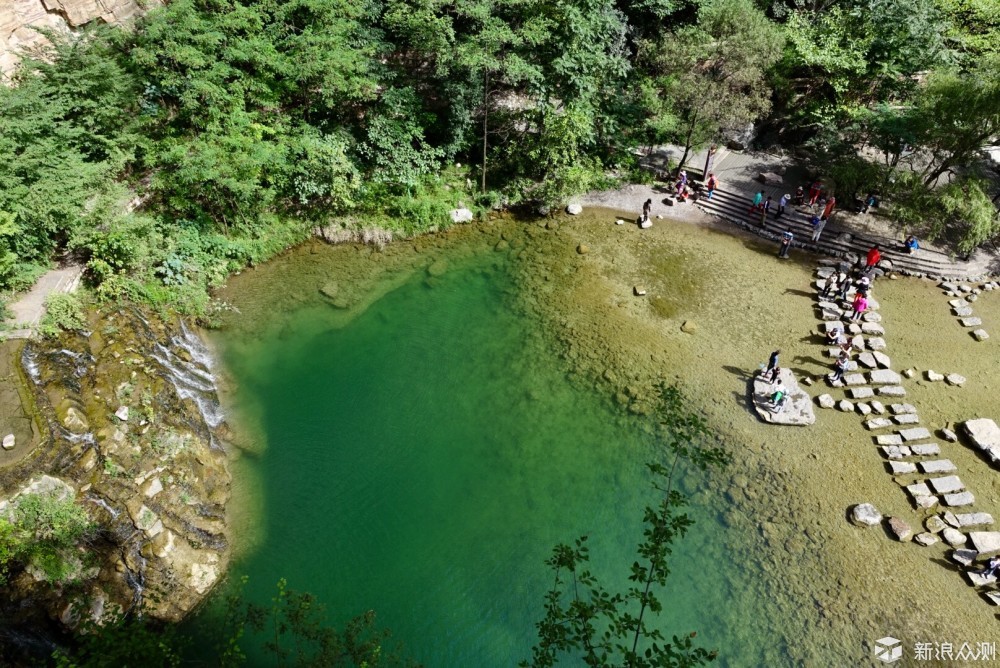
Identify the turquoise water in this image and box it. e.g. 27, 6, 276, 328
207, 250, 769, 666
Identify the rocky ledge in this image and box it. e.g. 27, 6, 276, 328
0, 305, 230, 632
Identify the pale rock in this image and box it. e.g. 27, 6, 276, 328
565, 204, 583, 215
902, 368, 915, 378
849, 387, 875, 399
870, 401, 886, 414
863, 312, 882, 323
869, 369, 901, 385
115, 406, 129, 422
945, 373, 966, 386
877, 435, 904, 447
910, 443, 941, 456
929, 475, 964, 494
856, 402, 872, 416
914, 532, 939, 546
919, 459, 956, 474
943, 491, 975, 506
1, 434, 13, 450
816, 394, 835, 409
843, 373, 867, 386
970, 531, 1000, 554
925, 515, 947, 533
861, 323, 885, 335
893, 413, 920, 425
942, 511, 961, 528
450, 207, 474, 223
960, 317, 982, 327
942, 527, 967, 546
940, 428, 957, 442
187, 562, 220, 595
967, 572, 997, 587
837, 400, 854, 412
851, 503, 882, 527
954, 307, 974, 317
857, 353, 878, 369
876, 386, 906, 397
926, 370, 944, 382
889, 461, 917, 475
888, 517, 912, 541
951, 549, 979, 567
866, 417, 894, 430
949, 299, 969, 308
955, 513, 994, 527
962, 418, 1000, 465
898, 427, 931, 441
144, 477, 164, 498
872, 352, 891, 368
866, 337, 887, 351
890, 403, 916, 415
973, 329, 990, 341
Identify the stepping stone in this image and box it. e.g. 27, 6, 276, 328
945, 373, 966, 386
863, 312, 882, 323
971, 531, 1000, 553
950, 299, 969, 308
955, 513, 994, 527
943, 527, 967, 546
856, 402, 872, 416
869, 369, 901, 384
959, 284, 973, 292
906, 482, 932, 498
826, 347, 842, 358
911, 443, 941, 456
861, 323, 885, 335
950, 548, 979, 567
926, 370, 944, 381
843, 373, 867, 386
866, 417, 894, 430
914, 532, 939, 546
877, 386, 906, 397
837, 400, 854, 412
867, 298, 880, 310
962, 418, 1000, 465
857, 352, 878, 368
973, 329, 989, 341
926, 515, 947, 533
903, 368, 916, 378
916, 495, 940, 509
870, 401, 886, 414
940, 428, 957, 442
944, 491, 975, 507
822, 321, 845, 334
877, 434, 904, 445
966, 572, 997, 587
888, 517, 912, 541
889, 461, 917, 474
940, 281, 957, 290
919, 459, 957, 474
867, 337, 887, 351
821, 309, 842, 321
817, 300, 840, 311
893, 414, 920, 425
898, 427, 931, 441
881, 444, 911, 458
816, 268, 834, 279
889, 403, 916, 415
929, 475, 964, 494
850, 335, 865, 351
968, 293, 979, 301
849, 387, 875, 399
943, 511, 961, 528
954, 307, 974, 317
960, 317, 982, 327
816, 394, 835, 409
872, 352, 891, 368
847, 323, 862, 335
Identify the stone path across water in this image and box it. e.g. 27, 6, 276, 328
810, 266, 1000, 608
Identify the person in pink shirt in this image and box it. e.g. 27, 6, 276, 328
851, 293, 868, 321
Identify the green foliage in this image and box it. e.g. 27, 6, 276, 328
38, 293, 87, 337
523, 385, 730, 667
0, 492, 95, 584
938, 179, 1000, 253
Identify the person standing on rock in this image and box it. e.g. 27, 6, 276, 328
851, 292, 868, 321
821, 195, 836, 221
643, 198, 652, 222
775, 193, 790, 219
810, 213, 827, 242
763, 350, 780, 380
865, 244, 881, 270
821, 271, 844, 299
706, 173, 718, 200
974, 555, 1000, 578
830, 350, 850, 383
778, 230, 793, 258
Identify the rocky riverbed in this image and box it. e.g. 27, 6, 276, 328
0, 306, 230, 648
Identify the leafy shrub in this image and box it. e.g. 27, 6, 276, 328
38, 293, 87, 337
0, 491, 95, 584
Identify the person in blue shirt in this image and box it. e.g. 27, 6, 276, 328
905, 235, 919, 254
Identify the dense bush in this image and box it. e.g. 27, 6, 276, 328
0, 492, 95, 584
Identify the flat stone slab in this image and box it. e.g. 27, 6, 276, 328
951, 548, 979, 567
857, 352, 878, 368
889, 403, 916, 415
941, 428, 957, 442
877, 386, 905, 397
816, 268, 835, 279
973, 329, 989, 341
919, 459, 957, 474
943, 527, 967, 546
967, 572, 997, 587
877, 434, 904, 446
945, 373, 966, 386
872, 351, 891, 368
962, 418, 1000, 465
906, 482, 932, 498
950, 299, 969, 307
868, 369, 901, 384
914, 532, 939, 546
960, 317, 982, 327
953, 307, 974, 317
893, 414, 920, 425
822, 321, 844, 333
866, 337, 887, 351
870, 401, 886, 414
847, 323, 862, 335
863, 312, 882, 323
856, 402, 872, 416
898, 427, 931, 441
970, 531, 1000, 553
929, 475, 964, 494
861, 323, 885, 335
843, 373, 867, 386
866, 417, 894, 430
751, 369, 816, 426
911, 443, 941, 456
849, 387, 875, 399
955, 513, 994, 527
821, 309, 842, 321
889, 461, 917, 475
943, 491, 975, 506
837, 400, 854, 412
881, 444, 912, 459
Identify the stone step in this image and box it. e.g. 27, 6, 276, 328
929, 475, 965, 494
898, 427, 931, 441
919, 459, 957, 474
944, 491, 975, 507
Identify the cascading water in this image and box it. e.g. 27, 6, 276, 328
150, 321, 225, 436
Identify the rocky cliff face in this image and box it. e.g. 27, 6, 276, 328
0, 305, 230, 637
1, 0, 160, 76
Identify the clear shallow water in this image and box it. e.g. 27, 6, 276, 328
204, 247, 779, 666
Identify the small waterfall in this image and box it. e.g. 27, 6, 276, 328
21, 346, 40, 382
121, 542, 147, 612
150, 321, 225, 433
85, 494, 120, 519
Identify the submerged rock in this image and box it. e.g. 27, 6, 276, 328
888, 517, 912, 541
750, 368, 815, 426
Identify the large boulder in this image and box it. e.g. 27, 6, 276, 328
962, 418, 1000, 466
450, 208, 474, 223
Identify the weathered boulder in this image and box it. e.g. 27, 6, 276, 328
914, 532, 939, 546
962, 418, 1000, 465
960, 317, 982, 327
888, 517, 912, 541
925, 515, 947, 533
942, 528, 967, 547
450, 208, 474, 223
926, 370, 944, 382
816, 394, 835, 409
751, 368, 815, 426
851, 503, 882, 527
566, 203, 583, 215
945, 373, 966, 386
973, 329, 990, 341
970, 531, 1000, 554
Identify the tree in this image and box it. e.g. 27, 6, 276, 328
0, 491, 95, 584
643, 0, 784, 174
523, 385, 730, 667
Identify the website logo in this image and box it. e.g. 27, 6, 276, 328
875, 636, 903, 663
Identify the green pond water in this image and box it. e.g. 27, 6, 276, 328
205, 245, 790, 666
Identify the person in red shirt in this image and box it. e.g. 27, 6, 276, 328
866, 245, 881, 269
821, 195, 836, 220
808, 181, 822, 206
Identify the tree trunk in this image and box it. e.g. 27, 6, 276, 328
676, 108, 701, 178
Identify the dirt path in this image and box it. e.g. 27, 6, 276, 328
5, 263, 84, 338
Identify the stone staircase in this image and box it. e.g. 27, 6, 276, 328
691, 185, 997, 281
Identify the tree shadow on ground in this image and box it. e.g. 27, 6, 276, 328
722, 364, 754, 381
